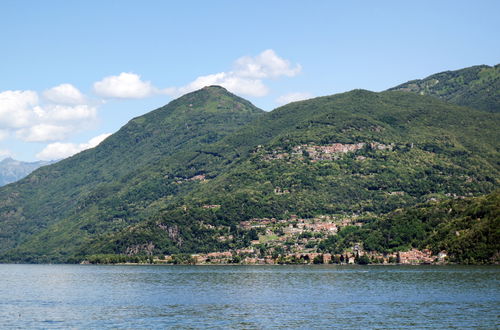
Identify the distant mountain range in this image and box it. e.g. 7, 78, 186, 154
0, 65, 498, 264
0, 158, 56, 186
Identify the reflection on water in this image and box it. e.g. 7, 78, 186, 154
0, 265, 498, 328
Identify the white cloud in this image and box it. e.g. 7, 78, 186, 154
234, 49, 301, 79
0, 88, 97, 142
36, 133, 111, 160
93, 72, 157, 99
36, 143, 81, 161
276, 92, 314, 105
85, 133, 112, 147
14, 104, 98, 142
91, 50, 301, 100
43, 84, 86, 104
36, 104, 97, 122
16, 124, 74, 142
0, 90, 38, 128
168, 49, 301, 97
175, 72, 269, 97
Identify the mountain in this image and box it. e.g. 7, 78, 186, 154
0, 158, 55, 186
83, 89, 497, 263
0, 86, 264, 262
388, 64, 499, 112
0, 68, 498, 264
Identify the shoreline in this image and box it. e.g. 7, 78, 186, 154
90, 261, 456, 266
2, 262, 497, 266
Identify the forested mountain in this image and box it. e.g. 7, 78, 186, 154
0, 158, 55, 186
0, 66, 498, 264
82, 89, 497, 263
389, 64, 499, 112
0, 86, 264, 261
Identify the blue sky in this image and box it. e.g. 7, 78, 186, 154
1, 0, 499, 161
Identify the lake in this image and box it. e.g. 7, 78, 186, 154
0, 264, 498, 328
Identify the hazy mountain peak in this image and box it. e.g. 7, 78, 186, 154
0, 157, 16, 164
0, 158, 55, 186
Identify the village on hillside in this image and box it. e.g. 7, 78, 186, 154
154, 214, 448, 265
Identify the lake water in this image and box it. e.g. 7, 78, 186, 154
0, 264, 498, 329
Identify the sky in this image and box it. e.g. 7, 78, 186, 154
0, 0, 499, 162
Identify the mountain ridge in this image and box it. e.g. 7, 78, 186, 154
388, 64, 499, 112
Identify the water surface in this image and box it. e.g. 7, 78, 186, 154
0, 264, 498, 328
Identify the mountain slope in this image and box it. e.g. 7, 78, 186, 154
4, 88, 498, 263
0, 158, 55, 186
165, 90, 499, 223
319, 190, 499, 264
81, 90, 498, 262
0, 86, 264, 261
388, 64, 499, 112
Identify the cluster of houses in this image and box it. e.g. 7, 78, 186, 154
154, 214, 447, 265
397, 249, 447, 264
157, 249, 447, 265
293, 143, 366, 161
239, 215, 357, 232
262, 141, 395, 162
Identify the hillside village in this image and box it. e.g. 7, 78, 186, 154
152, 214, 448, 265
262, 141, 396, 162
146, 141, 448, 266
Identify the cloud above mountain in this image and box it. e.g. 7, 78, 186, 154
36, 133, 111, 160
93, 72, 158, 99
0, 90, 39, 129
91, 50, 302, 99
43, 84, 86, 105
0, 87, 97, 143
169, 49, 301, 97
234, 49, 302, 79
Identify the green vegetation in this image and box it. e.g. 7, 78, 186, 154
0, 86, 264, 261
85, 254, 153, 264
0, 65, 498, 264
389, 64, 499, 112
318, 191, 499, 264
